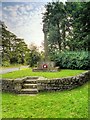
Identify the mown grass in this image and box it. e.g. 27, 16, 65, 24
2, 82, 89, 118
2, 68, 85, 79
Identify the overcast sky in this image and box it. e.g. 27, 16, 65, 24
1, 0, 67, 49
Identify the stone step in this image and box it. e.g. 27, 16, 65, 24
24, 79, 37, 84
21, 88, 38, 94
23, 84, 37, 89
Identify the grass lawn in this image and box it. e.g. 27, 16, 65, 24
2, 82, 89, 118
2, 68, 85, 79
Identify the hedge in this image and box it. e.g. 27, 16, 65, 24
54, 51, 90, 70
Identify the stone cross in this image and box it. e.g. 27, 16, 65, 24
43, 22, 48, 61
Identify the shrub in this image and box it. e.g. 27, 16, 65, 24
2, 61, 10, 67
54, 51, 90, 70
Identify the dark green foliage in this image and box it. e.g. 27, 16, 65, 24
2, 61, 10, 67
28, 44, 41, 67
54, 51, 90, 70
28, 52, 41, 67
43, 2, 90, 70
1, 22, 41, 67
1, 21, 30, 66
43, 2, 90, 52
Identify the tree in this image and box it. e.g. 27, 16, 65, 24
77, 2, 90, 51
28, 43, 41, 67
1, 22, 15, 64
65, 2, 90, 51
1, 21, 29, 66
43, 2, 90, 52
43, 2, 67, 51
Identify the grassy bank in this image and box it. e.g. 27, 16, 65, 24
2, 82, 89, 118
2, 68, 85, 79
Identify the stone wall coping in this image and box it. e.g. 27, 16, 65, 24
27, 76, 39, 79
14, 78, 24, 83
2, 78, 14, 81
2, 76, 39, 81
37, 77, 48, 80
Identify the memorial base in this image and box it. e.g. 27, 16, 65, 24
32, 61, 59, 72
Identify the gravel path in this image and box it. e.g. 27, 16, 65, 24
0, 66, 29, 74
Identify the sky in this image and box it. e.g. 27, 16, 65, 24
0, 0, 67, 50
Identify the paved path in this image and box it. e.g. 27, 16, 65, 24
0, 66, 29, 74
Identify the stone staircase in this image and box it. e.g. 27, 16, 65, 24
21, 77, 38, 94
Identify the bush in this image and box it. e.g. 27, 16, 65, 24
54, 51, 90, 70
2, 61, 10, 67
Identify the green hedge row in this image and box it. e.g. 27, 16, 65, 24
54, 51, 90, 70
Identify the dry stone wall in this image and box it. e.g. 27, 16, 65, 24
37, 71, 90, 92
2, 71, 90, 93
2, 77, 38, 93
2, 78, 24, 93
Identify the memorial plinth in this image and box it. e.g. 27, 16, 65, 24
32, 22, 58, 72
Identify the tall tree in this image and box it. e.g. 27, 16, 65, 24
1, 21, 29, 66
43, 2, 90, 52
43, 2, 67, 51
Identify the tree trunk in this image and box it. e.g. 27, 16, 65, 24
57, 23, 61, 51
62, 23, 66, 49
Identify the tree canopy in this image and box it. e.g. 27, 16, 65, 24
1, 21, 29, 66
43, 2, 90, 52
